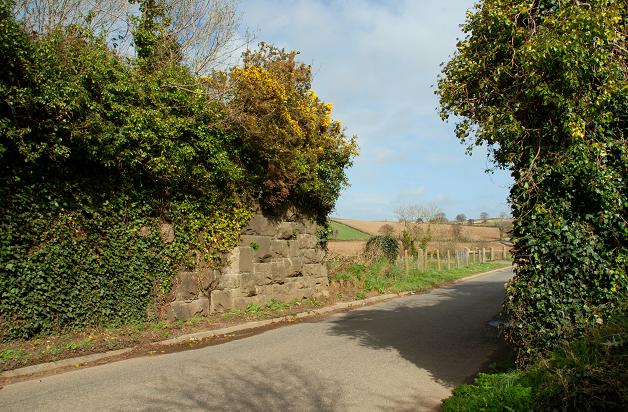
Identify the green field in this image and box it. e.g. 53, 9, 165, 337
328, 220, 370, 241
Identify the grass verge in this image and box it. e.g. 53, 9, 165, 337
0, 298, 323, 372
442, 304, 628, 411
1, 261, 509, 374
330, 259, 511, 297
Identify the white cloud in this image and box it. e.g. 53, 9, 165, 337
238, 0, 512, 220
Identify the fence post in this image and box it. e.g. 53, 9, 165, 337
404, 249, 409, 274
456, 250, 460, 268
490, 247, 494, 261
436, 249, 441, 271
447, 250, 451, 270
465, 248, 469, 266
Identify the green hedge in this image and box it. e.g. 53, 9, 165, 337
0, 2, 354, 339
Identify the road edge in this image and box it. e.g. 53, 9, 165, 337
1, 265, 512, 382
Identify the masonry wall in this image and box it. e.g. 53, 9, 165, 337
167, 206, 329, 321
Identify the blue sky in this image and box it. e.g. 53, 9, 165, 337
238, 0, 513, 221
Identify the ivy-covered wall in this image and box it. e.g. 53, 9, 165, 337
167, 205, 329, 320
0, 2, 355, 341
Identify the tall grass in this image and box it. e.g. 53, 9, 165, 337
330, 259, 511, 295
442, 303, 628, 411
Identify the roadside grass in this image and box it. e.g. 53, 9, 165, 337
0, 260, 509, 373
331, 260, 511, 295
328, 220, 370, 241
0, 298, 326, 372
442, 370, 539, 412
442, 304, 628, 411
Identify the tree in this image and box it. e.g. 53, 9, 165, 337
430, 212, 448, 224
378, 224, 395, 236
438, 0, 627, 363
208, 43, 357, 220
479, 212, 489, 223
455, 213, 466, 223
394, 204, 442, 256
13, 0, 241, 73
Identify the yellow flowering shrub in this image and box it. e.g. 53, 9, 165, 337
209, 43, 357, 220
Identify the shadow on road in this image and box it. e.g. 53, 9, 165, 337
129, 361, 343, 411
326, 271, 512, 387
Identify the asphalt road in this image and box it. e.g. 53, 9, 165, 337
0, 267, 513, 412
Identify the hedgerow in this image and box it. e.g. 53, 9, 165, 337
0, 1, 355, 339
438, 0, 627, 363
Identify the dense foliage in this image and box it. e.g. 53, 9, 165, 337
363, 235, 399, 263
209, 44, 357, 219
442, 305, 628, 411
438, 0, 627, 363
0, 1, 355, 339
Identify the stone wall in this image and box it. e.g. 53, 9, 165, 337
167, 206, 329, 321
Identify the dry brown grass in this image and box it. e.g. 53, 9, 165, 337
328, 219, 508, 257
333, 218, 500, 241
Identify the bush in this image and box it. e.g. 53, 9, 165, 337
534, 306, 628, 411
442, 371, 537, 412
0, 3, 355, 339
363, 235, 399, 263
438, 0, 627, 363
443, 305, 628, 411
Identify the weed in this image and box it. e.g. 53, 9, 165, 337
221, 310, 241, 321
0, 348, 30, 362
303, 297, 322, 307
249, 241, 259, 250
355, 291, 366, 300
266, 299, 290, 311
245, 303, 263, 314
187, 314, 204, 327
64, 337, 95, 351
442, 371, 538, 412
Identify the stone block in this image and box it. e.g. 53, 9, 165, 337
303, 263, 326, 277
240, 213, 277, 236
297, 233, 318, 249
241, 235, 272, 262
238, 247, 255, 273
222, 248, 241, 274
159, 222, 175, 243
240, 272, 257, 292
270, 260, 289, 281
286, 257, 304, 277
276, 222, 297, 240
210, 290, 235, 312
271, 240, 290, 258
167, 297, 209, 321
198, 269, 220, 295
253, 262, 272, 275
218, 273, 241, 289
232, 296, 260, 310
288, 240, 299, 256
302, 248, 325, 264
174, 271, 199, 301
302, 219, 318, 235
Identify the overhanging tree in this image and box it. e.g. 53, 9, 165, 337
438, 0, 626, 364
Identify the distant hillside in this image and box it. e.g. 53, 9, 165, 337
328, 220, 370, 241
332, 219, 501, 241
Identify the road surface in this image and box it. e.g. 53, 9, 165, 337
0, 267, 512, 411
